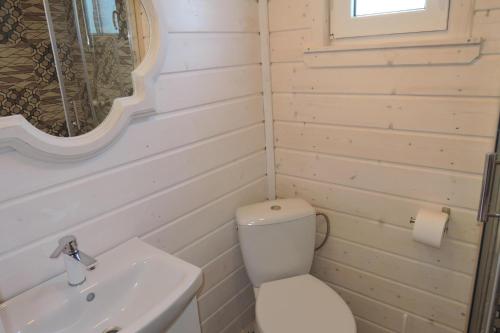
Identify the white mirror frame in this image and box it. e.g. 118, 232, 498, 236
0, 0, 166, 162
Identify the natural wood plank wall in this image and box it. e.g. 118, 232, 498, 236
0, 2, 264, 333
269, 0, 500, 332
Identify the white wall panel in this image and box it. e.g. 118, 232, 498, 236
271, 57, 500, 97
473, 9, 500, 40
220, 304, 255, 333
316, 209, 477, 275
273, 93, 499, 137
157, 65, 262, 112
163, 33, 261, 73
201, 286, 255, 333
198, 245, 245, 296
355, 318, 397, 333
198, 267, 250, 321
164, 0, 259, 32
276, 149, 482, 210
143, 180, 266, 256
268, 0, 311, 32
313, 258, 467, 330
277, 175, 481, 244
271, 30, 312, 62
275, 122, 491, 173
317, 237, 472, 302
333, 285, 461, 333
475, 0, 500, 10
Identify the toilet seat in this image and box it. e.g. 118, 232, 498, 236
256, 274, 357, 333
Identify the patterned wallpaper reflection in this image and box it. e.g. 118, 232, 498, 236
0, 0, 69, 136
0, 0, 135, 137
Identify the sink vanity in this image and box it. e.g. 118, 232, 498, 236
0, 238, 203, 333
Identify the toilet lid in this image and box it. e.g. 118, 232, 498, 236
256, 274, 356, 333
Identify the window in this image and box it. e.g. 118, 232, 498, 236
331, 0, 450, 39
84, 0, 119, 35
354, 0, 426, 17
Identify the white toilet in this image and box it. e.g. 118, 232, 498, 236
236, 198, 357, 333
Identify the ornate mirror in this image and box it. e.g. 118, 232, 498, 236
0, 0, 164, 160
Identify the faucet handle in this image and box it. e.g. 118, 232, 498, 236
50, 235, 78, 258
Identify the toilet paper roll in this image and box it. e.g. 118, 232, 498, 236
412, 209, 449, 248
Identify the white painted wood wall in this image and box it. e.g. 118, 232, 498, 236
269, 0, 500, 332
0, 1, 265, 333
3, 2, 500, 333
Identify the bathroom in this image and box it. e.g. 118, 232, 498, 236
0, 0, 499, 332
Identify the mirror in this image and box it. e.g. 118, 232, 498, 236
0, 0, 150, 137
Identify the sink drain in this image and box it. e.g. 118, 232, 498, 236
102, 327, 121, 333
86, 292, 95, 302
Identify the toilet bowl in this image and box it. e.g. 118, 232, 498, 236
236, 199, 356, 333
257, 274, 356, 333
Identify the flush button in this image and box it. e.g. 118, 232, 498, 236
270, 205, 282, 211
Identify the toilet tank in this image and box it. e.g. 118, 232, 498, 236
236, 199, 316, 287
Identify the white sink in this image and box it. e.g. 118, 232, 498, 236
0, 238, 203, 333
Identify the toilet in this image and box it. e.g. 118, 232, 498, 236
236, 198, 357, 333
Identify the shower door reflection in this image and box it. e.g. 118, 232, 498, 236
42, 0, 147, 136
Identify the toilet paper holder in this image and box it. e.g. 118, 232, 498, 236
409, 207, 451, 229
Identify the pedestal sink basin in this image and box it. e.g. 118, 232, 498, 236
0, 238, 203, 333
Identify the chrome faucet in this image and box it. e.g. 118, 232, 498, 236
50, 235, 97, 286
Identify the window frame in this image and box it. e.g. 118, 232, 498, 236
331, 0, 451, 39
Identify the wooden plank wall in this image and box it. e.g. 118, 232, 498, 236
269, 0, 500, 332
0, 1, 264, 333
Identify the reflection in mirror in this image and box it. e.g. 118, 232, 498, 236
0, 0, 150, 137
